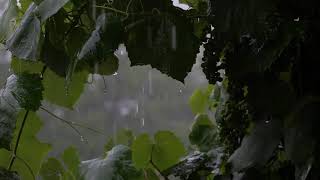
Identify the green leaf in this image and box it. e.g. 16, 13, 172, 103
42, 69, 88, 109
61, 146, 81, 179
6, 3, 41, 60
81, 145, 143, 180
228, 118, 282, 172
40, 158, 65, 180
189, 85, 214, 114
0, 111, 51, 180
0, 75, 20, 150
132, 134, 153, 169
189, 114, 217, 152
151, 131, 186, 171
0, 0, 18, 41
0, 167, 20, 180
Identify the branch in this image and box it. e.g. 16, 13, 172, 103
8, 110, 30, 170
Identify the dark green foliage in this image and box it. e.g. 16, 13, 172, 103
13, 73, 43, 111
0, 167, 20, 180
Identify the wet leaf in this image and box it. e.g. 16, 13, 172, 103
62, 146, 81, 179
152, 131, 186, 171
132, 134, 153, 169
40, 158, 65, 180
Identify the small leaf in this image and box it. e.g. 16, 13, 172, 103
132, 134, 153, 169
40, 158, 65, 180
152, 131, 186, 171
189, 85, 214, 114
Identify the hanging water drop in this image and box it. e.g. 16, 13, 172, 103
113, 72, 118, 76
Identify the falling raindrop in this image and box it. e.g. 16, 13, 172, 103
141, 118, 145, 127
179, 89, 182, 93
148, 71, 153, 95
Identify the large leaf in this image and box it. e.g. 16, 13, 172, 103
81, 145, 143, 180
151, 131, 186, 171
0, 111, 51, 180
6, 3, 41, 60
132, 134, 153, 169
189, 114, 217, 152
0, 75, 20, 149
11, 58, 44, 74
125, 2, 199, 82
228, 117, 282, 172
0, 167, 20, 180
42, 69, 88, 109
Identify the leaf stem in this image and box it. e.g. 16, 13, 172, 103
8, 110, 30, 171
95, 5, 128, 16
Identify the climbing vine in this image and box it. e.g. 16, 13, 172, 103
0, 0, 320, 179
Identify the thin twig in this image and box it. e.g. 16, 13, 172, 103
8, 110, 29, 170
40, 106, 105, 135
95, 5, 128, 16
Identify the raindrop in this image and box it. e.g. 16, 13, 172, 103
113, 72, 118, 76
294, 17, 300, 22
148, 71, 153, 95
265, 120, 270, 124
8, 68, 11, 73
179, 89, 182, 93
80, 136, 85, 142
141, 118, 145, 127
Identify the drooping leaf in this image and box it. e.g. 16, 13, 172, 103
42, 69, 88, 109
0, 75, 20, 150
125, 2, 200, 82
0, 167, 20, 180
61, 146, 81, 179
0, 0, 18, 41
6, 3, 41, 60
0, 111, 51, 180
36, 0, 70, 22
40, 158, 65, 180
132, 134, 153, 169
189, 114, 217, 152
81, 145, 143, 180
151, 131, 186, 171
228, 117, 283, 172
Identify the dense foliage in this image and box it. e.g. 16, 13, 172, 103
0, 0, 320, 179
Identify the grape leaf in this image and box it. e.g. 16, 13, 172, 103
42, 69, 88, 109
0, 111, 51, 180
151, 131, 186, 171
132, 134, 153, 169
125, 2, 199, 82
